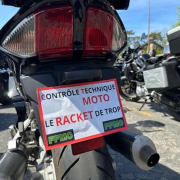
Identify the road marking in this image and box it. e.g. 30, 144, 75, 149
123, 106, 154, 118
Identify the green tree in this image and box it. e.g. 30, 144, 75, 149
172, 6, 180, 28
126, 30, 135, 36
161, 28, 168, 47
126, 30, 135, 46
149, 32, 163, 44
148, 32, 164, 55
132, 36, 141, 48
126, 30, 164, 55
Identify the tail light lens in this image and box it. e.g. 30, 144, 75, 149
83, 7, 113, 56
2, 6, 125, 59
35, 6, 73, 59
72, 137, 105, 155
83, 7, 126, 56
2, 15, 35, 57
112, 18, 126, 51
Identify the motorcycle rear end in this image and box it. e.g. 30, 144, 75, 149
0, 0, 160, 179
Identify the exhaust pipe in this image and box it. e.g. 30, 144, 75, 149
0, 145, 28, 180
105, 131, 160, 170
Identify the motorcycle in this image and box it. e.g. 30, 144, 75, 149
0, 52, 11, 105
113, 58, 125, 76
120, 27, 180, 120
0, 0, 160, 179
120, 44, 161, 102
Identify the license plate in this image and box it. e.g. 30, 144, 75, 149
37, 79, 128, 150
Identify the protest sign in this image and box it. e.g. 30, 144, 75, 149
37, 79, 128, 150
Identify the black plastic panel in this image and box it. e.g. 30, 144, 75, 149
20, 68, 121, 103
0, 51, 6, 67
109, 0, 130, 10
2, 0, 130, 10
63, 69, 102, 82
167, 27, 180, 56
20, 73, 56, 102
1, 0, 24, 7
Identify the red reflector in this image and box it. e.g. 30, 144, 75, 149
35, 6, 73, 59
72, 137, 105, 155
83, 7, 113, 56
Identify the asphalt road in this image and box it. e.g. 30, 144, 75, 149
0, 99, 180, 180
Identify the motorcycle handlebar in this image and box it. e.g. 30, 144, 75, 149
125, 58, 134, 64
135, 43, 149, 54
124, 43, 149, 63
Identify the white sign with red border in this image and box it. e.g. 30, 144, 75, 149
37, 79, 128, 150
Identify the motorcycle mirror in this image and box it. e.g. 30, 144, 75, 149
109, 0, 130, 10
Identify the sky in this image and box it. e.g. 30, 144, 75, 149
0, 0, 179, 36
118, 0, 180, 36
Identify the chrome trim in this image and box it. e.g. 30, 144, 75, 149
132, 135, 157, 170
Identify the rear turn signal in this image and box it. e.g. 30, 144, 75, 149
72, 137, 105, 155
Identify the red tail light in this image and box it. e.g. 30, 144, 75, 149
2, 6, 125, 59
35, 6, 73, 59
83, 7, 113, 56
72, 137, 105, 155
83, 7, 125, 56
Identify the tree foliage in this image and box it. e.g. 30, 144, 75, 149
126, 31, 163, 46
125, 7, 180, 54
126, 30, 165, 54
172, 6, 180, 28
126, 30, 135, 46
149, 32, 162, 43
126, 30, 135, 36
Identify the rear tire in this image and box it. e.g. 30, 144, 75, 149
167, 108, 180, 122
52, 145, 115, 180
120, 77, 140, 102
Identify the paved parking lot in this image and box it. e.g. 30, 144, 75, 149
0, 99, 180, 180
111, 99, 180, 180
